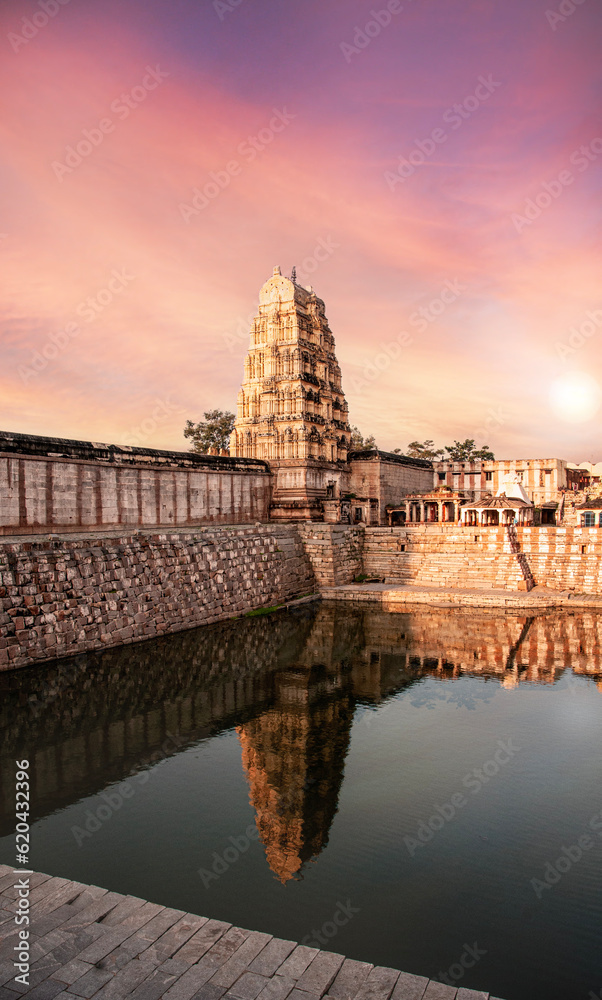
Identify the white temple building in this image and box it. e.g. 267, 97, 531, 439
460, 476, 534, 526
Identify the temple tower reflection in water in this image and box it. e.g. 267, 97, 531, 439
236, 610, 359, 882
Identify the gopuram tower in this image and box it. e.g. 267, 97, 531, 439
230, 266, 352, 520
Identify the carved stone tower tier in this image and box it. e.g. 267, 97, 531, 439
230, 267, 351, 520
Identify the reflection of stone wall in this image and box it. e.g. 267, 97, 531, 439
363, 526, 602, 593
0, 607, 318, 835
1, 601, 600, 844
0, 525, 316, 670
351, 603, 602, 690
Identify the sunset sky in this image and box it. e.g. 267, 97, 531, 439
1, 0, 600, 460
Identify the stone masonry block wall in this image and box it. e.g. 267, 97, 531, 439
349, 455, 433, 525
0, 434, 270, 535
0, 525, 316, 671
362, 525, 602, 593
297, 524, 364, 587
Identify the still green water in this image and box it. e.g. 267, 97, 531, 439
1, 601, 601, 1000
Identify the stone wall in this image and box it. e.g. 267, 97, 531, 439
4, 519, 602, 672
0, 431, 270, 535
362, 525, 602, 593
348, 451, 433, 524
297, 523, 364, 587
0, 525, 316, 671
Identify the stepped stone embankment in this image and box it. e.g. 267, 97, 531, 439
0, 525, 315, 671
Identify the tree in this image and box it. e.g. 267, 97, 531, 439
406, 440, 445, 460
444, 439, 495, 461
350, 426, 377, 450
184, 410, 235, 454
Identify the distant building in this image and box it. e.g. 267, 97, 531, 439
432, 458, 583, 506
574, 497, 602, 528
347, 450, 433, 525
460, 480, 534, 527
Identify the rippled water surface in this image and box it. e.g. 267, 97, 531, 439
1, 601, 602, 1000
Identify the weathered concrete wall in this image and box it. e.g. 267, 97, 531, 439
362, 525, 602, 593
0, 431, 270, 535
297, 523, 363, 586
0, 525, 316, 670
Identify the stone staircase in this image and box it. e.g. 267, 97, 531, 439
363, 527, 533, 591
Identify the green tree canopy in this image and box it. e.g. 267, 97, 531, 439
443, 439, 495, 461
406, 440, 445, 460
184, 410, 235, 454
350, 426, 377, 450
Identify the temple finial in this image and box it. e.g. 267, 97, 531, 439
291, 266, 297, 284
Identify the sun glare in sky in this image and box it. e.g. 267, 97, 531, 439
549, 372, 602, 425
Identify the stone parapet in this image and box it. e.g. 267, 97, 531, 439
0, 436, 271, 535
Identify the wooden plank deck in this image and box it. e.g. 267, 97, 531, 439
0, 867, 505, 1000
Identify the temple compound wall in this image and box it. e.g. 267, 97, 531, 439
0, 431, 270, 536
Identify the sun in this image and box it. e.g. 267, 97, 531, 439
549, 372, 601, 424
